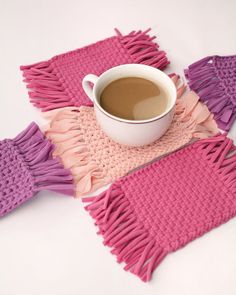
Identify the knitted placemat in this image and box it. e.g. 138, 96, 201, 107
44, 75, 218, 197
185, 55, 236, 131
0, 122, 74, 217
20, 28, 169, 112
83, 134, 236, 282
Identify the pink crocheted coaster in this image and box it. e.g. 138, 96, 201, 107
44, 76, 218, 197
0, 122, 74, 217
185, 55, 236, 131
20, 29, 169, 112
83, 134, 236, 282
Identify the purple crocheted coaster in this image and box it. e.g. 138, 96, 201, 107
0, 122, 74, 217
185, 55, 236, 131
20, 28, 169, 111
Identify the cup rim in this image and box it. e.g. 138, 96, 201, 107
93, 64, 177, 124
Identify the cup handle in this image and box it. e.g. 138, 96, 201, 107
82, 74, 99, 102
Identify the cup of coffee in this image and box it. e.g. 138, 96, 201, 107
82, 64, 176, 146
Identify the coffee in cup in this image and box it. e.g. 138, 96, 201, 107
82, 64, 176, 147
100, 77, 169, 121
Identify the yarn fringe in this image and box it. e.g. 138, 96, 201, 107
20, 60, 75, 112
13, 122, 75, 196
20, 29, 168, 111
115, 28, 169, 69
82, 133, 236, 282
83, 185, 167, 282
44, 108, 110, 197
43, 76, 218, 197
185, 56, 235, 131
176, 90, 218, 139
195, 134, 236, 192
43, 75, 184, 197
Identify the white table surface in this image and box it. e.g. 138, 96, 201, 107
0, 0, 236, 294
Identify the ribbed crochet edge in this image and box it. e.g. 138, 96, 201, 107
184, 56, 236, 131
44, 109, 111, 198
13, 122, 75, 196
82, 184, 168, 282
83, 134, 236, 282
115, 28, 169, 70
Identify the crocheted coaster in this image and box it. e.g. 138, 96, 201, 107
20, 28, 169, 112
44, 75, 218, 197
185, 55, 236, 131
83, 134, 236, 282
0, 122, 74, 217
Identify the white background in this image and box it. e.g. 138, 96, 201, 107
0, 0, 236, 294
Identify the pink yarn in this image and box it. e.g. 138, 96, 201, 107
44, 77, 218, 197
20, 29, 169, 111
83, 134, 236, 282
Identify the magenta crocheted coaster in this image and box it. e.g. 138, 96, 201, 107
20, 28, 169, 112
185, 55, 236, 131
83, 134, 236, 282
0, 122, 74, 217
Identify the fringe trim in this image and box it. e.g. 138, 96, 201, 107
13, 122, 75, 196
44, 76, 218, 197
44, 108, 111, 197
170, 74, 218, 138
83, 134, 236, 282
185, 56, 236, 131
176, 90, 219, 139
115, 28, 169, 70
195, 133, 236, 193
20, 29, 169, 112
83, 185, 167, 282
20, 61, 76, 112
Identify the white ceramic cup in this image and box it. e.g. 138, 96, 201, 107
82, 64, 176, 146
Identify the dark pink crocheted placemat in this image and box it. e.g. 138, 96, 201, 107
0, 122, 74, 217
84, 134, 236, 282
20, 28, 169, 111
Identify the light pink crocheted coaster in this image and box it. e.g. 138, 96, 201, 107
83, 134, 236, 282
44, 76, 218, 197
20, 28, 169, 111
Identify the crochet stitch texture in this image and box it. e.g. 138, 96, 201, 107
21, 29, 169, 111
84, 134, 236, 282
185, 55, 236, 131
45, 78, 218, 197
0, 122, 74, 217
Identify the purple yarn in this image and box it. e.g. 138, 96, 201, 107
0, 122, 74, 217
185, 55, 236, 131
